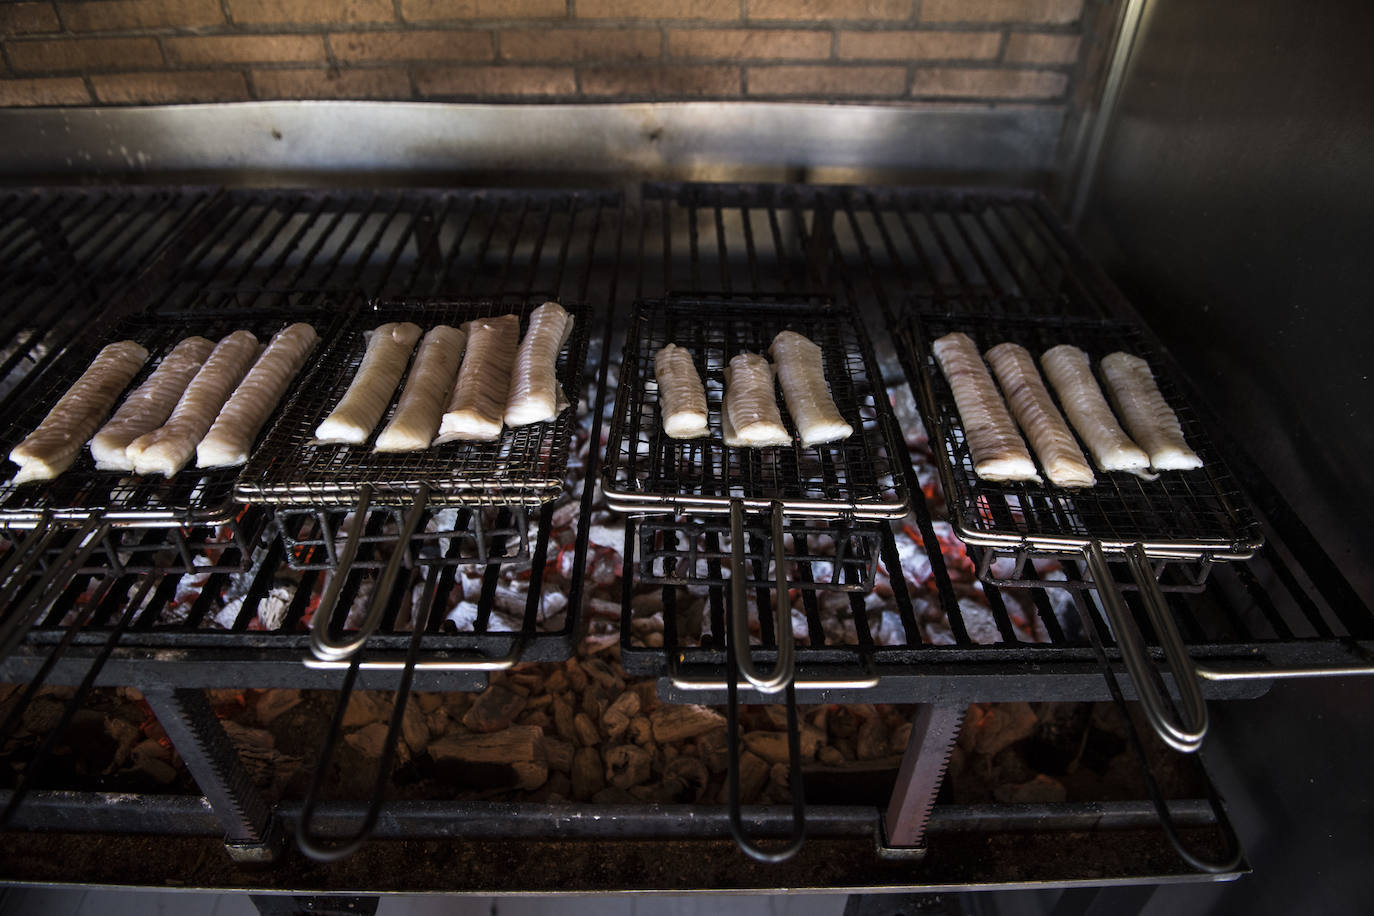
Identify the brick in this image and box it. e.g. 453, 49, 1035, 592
415, 64, 575, 96
911, 66, 1066, 98
7, 37, 163, 72
332, 29, 492, 62
1003, 31, 1079, 63
92, 69, 250, 102
403, 0, 566, 20
165, 34, 327, 65
577, 0, 737, 20
838, 29, 998, 59
581, 64, 738, 96
1, 3, 60, 37
230, 0, 394, 26
59, 0, 224, 32
0, 76, 90, 104
669, 28, 829, 60
922, 0, 1081, 25
502, 29, 659, 61
747, 63, 903, 95
748, 0, 910, 21
254, 66, 413, 99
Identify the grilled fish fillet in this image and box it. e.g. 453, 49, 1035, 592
90, 336, 214, 471
374, 324, 467, 452
654, 343, 709, 439
986, 342, 1095, 488
10, 340, 148, 483
504, 302, 574, 427
932, 332, 1038, 482
197, 323, 319, 468
722, 352, 791, 448
1040, 344, 1149, 473
437, 314, 520, 442
770, 330, 853, 448
1100, 352, 1202, 471
315, 322, 422, 445
128, 330, 259, 477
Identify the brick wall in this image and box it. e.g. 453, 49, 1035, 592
0, 0, 1090, 107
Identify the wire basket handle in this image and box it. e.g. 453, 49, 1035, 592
0, 515, 108, 663
295, 557, 441, 861
1082, 540, 1207, 754
310, 483, 430, 663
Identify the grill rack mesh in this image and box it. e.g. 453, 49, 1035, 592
604, 297, 906, 518
0, 297, 347, 526
904, 310, 1264, 559
238, 298, 590, 509
276, 505, 531, 572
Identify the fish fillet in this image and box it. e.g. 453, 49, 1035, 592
986, 342, 1095, 488
1101, 352, 1202, 471
128, 330, 259, 477
654, 343, 709, 439
722, 352, 791, 448
374, 324, 467, 452
437, 314, 520, 442
90, 336, 214, 471
504, 302, 574, 427
10, 340, 148, 483
315, 322, 422, 445
932, 332, 1038, 482
770, 330, 853, 448
1040, 344, 1150, 473
197, 323, 319, 468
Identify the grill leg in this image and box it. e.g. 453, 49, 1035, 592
881, 703, 966, 851
142, 686, 284, 864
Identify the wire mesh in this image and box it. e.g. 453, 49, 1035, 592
277, 505, 531, 572
238, 298, 590, 509
0, 297, 348, 526
603, 297, 906, 518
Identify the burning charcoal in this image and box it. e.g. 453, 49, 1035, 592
574, 712, 601, 747
553, 696, 577, 743
605, 744, 652, 789
462, 683, 528, 733
965, 702, 1038, 757
602, 691, 640, 741
650, 704, 725, 744
254, 689, 303, 726
428, 725, 548, 791
993, 774, 1068, 805
571, 746, 604, 800
102, 717, 141, 772
542, 737, 575, 773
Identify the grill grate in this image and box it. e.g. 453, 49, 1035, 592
603, 297, 906, 518
905, 310, 1264, 560
239, 298, 590, 509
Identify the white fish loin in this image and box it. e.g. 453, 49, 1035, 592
653, 343, 709, 439
722, 352, 791, 448
90, 336, 214, 471
986, 342, 1095, 488
932, 332, 1038, 482
10, 340, 148, 483
437, 314, 520, 442
1100, 352, 1202, 471
314, 322, 422, 444
1040, 344, 1150, 473
197, 322, 319, 468
770, 330, 853, 448
127, 330, 259, 477
374, 324, 467, 452
504, 302, 574, 427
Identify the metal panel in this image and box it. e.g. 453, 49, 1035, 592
1076, 0, 1374, 606
0, 103, 1063, 187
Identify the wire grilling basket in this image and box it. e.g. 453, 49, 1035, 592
602, 296, 909, 862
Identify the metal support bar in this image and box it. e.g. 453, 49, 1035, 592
142, 686, 284, 864
883, 704, 966, 850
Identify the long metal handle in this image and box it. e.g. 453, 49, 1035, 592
296, 559, 441, 862
0, 515, 56, 593
0, 517, 107, 663
302, 640, 522, 671
310, 484, 430, 663
1083, 541, 1206, 754
727, 500, 793, 695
